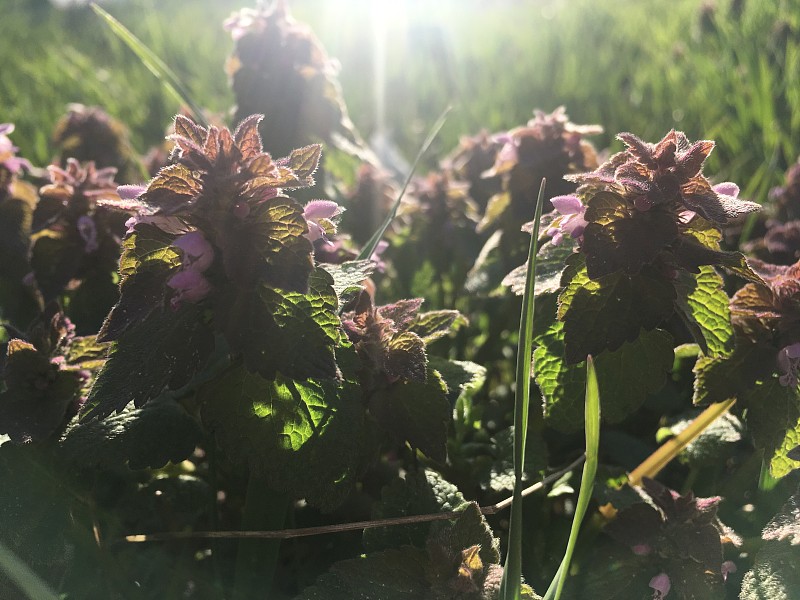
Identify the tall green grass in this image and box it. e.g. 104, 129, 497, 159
3, 0, 799, 210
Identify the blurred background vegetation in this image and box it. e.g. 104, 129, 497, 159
2, 0, 800, 207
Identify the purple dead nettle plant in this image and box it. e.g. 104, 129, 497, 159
85, 113, 348, 420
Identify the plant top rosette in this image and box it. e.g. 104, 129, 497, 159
510, 130, 763, 431
83, 114, 345, 418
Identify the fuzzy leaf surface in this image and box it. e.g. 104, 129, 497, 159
558, 258, 675, 363
200, 359, 364, 510
582, 192, 678, 278
321, 259, 374, 306
428, 357, 486, 406
369, 371, 450, 462
535, 295, 673, 431
213, 267, 339, 381
674, 267, 733, 356
363, 469, 468, 553
740, 487, 800, 600
742, 379, 800, 478
408, 310, 467, 343
85, 306, 214, 419
59, 396, 202, 470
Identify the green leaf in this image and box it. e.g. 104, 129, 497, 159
743, 379, 800, 478
692, 344, 775, 405
428, 357, 486, 406
59, 396, 202, 470
363, 469, 468, 553
321, 259, 374, 307
559, 264, 676, 364
84, 305, 214, 419
582, 192, 678, 278
200, 358, 365, 510
740, 487, 800, 600
673, 267, 734, 356
286, 144, 322, 184
0, 341, 80, 443
659, 410, 743, 467
408, 310, 468, 344
214, 267, 340, 381
534, 295, 673, 432
369, 371, 450, 462
217, 196, 313, 292
384, 331, 428, 383
502, 240, 576, 297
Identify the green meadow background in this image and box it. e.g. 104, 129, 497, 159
2, 0, 799, 207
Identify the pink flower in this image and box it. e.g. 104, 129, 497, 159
117, 184, 147, 200
649, 573, 671, 599
0, 123, 31, 176
713, 182, 740, 198
777, 343, 800, 388
547, 195, 587, 245
173, 231, 214, 272
721, 560, 737, 582
167, 269, 212, 308
303, 200, 342, 243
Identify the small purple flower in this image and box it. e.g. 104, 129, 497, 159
167, 269, 212, 308
713, 182, 740, 199
721, 560, 737, 582
547, 195, 587, 245
649, 573, 671, 599
777, 342, 800, 388
117, 184, 147, 200
173, 231, 214, 272
77, 215, 99, 253
371, 240, 389, 273
303, 200, 342, 243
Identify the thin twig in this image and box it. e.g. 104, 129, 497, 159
125, 455, 585, 543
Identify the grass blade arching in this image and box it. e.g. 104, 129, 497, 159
356, 105, 451, 261
90, 3, 208, 126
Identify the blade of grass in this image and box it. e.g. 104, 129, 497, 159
90, 3, 208, 126
628, 398, 736, 486
0, 541, 59, 600
356, 105, 451, 261
544, 355, 600, 600
499, 179, 546, 600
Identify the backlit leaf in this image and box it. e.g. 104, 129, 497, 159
674, 267, 733, 356
199, 361, 365, 510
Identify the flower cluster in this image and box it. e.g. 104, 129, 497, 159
30, 159, 127, 323
224, 1, 367, 161
95, 114, 344, 386
604, 478, 740, 599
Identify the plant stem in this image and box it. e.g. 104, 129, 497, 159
232, 472, 289, 600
